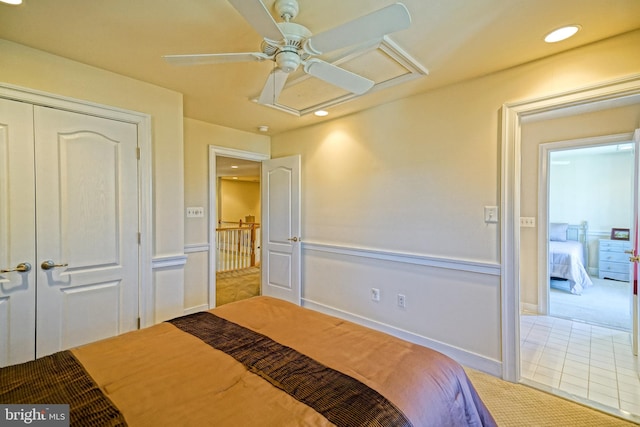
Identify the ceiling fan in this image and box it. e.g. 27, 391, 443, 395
163, 0, 411, 106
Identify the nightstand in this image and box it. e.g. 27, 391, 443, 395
598, 239, 632, 281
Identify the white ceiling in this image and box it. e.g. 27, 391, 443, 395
1, 0, 639, 136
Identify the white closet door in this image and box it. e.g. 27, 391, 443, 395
261, 155, 301, 305
0, 98, 37, 367
34, 106, 139, 358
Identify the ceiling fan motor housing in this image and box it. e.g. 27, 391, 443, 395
265, 21, 311, 73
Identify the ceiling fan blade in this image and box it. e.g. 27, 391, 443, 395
228, 0, 285, 42
258, 69, 290, 104
163, 52, 269, 65
304, 3, 411, 55
304, 59, 374, 95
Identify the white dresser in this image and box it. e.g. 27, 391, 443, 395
598, 239, 632, 281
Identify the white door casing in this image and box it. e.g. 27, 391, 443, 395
501, 73, 640, 382
34, 106, 139, 358
261, 155, 301, 305
208, 146, 269, 309
0, 98, 37, 366
633, 128, 640, 356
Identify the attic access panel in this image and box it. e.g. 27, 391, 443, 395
258, 36, 428, 116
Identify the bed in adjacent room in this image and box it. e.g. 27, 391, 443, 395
1, 296, 496, 426
549, 222, 593, 295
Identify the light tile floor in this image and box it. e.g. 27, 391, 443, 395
521, 314, 640, 421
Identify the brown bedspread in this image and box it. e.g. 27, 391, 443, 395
1, 296, 496, 426
0, 351, 126, 426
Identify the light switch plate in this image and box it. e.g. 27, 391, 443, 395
484, 206, 498, 223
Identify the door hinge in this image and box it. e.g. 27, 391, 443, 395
138, 232, 141, 244
136, 147, 141, 160
137, 317, 141, 329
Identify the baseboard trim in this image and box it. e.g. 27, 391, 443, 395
521, 302, 538, 314
184, 304, 209, 315
302, 298, 502, 377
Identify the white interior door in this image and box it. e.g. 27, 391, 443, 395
34, 106, 139, 358
261, 155, 301, 305
0, 98, 37, 367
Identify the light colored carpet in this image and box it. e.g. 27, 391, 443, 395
216, 266, 261, 306
466, 369, 638, 426
550, 277, 631, 330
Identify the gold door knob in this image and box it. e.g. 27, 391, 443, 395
630, 256, 640, 263
0, 262, 32, 273
41, 260, 69, 270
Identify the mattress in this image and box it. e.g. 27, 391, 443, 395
549, 240, 593, 294
1, 296, 497, 426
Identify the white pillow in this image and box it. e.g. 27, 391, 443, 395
549, 223, 568, 241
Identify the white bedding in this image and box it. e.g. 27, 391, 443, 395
549, 240, 593, 294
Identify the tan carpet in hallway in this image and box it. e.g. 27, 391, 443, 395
216, 266, 261, 306
465, 368, 638, 426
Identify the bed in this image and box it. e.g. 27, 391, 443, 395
1, 296, 496, 426
549, 222, 593, 295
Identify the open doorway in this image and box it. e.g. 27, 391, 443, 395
209, 147, 269, 308
520, 129, 640, 419
547, 141, 634, 331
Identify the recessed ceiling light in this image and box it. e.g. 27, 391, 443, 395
0, 0, 23, 4
258, 125, 269, 132
314, 110, 329, 117
232, 177, 238, 180
544, 25, 580, 43
231, 165, 239, 169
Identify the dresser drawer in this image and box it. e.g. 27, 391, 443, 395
599, 240, 631, 252
598, 270, 629, 281
599, 251, 630, 263
599, 261, 629, 274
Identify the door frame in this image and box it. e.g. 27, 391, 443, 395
0, 83, 153, 327
208, 145, 269, 308
500, 73, 640, 382
537, 133, 636, 316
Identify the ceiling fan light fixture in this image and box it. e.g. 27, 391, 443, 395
544, 25, 580, 43
275, 49, 300, 73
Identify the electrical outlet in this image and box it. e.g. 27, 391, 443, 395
397, 294, 406, 309
371, 288, 380, 302
186, 207, 204, 218
520, 217, 536, 227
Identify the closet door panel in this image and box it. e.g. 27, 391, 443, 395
34, 106, 139, 358
0, 98, 36, 367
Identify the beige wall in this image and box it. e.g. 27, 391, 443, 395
0, 39, 185, 322
219, 180, 260, 223
183, 117, 268, 313
271, 30, 640, 370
